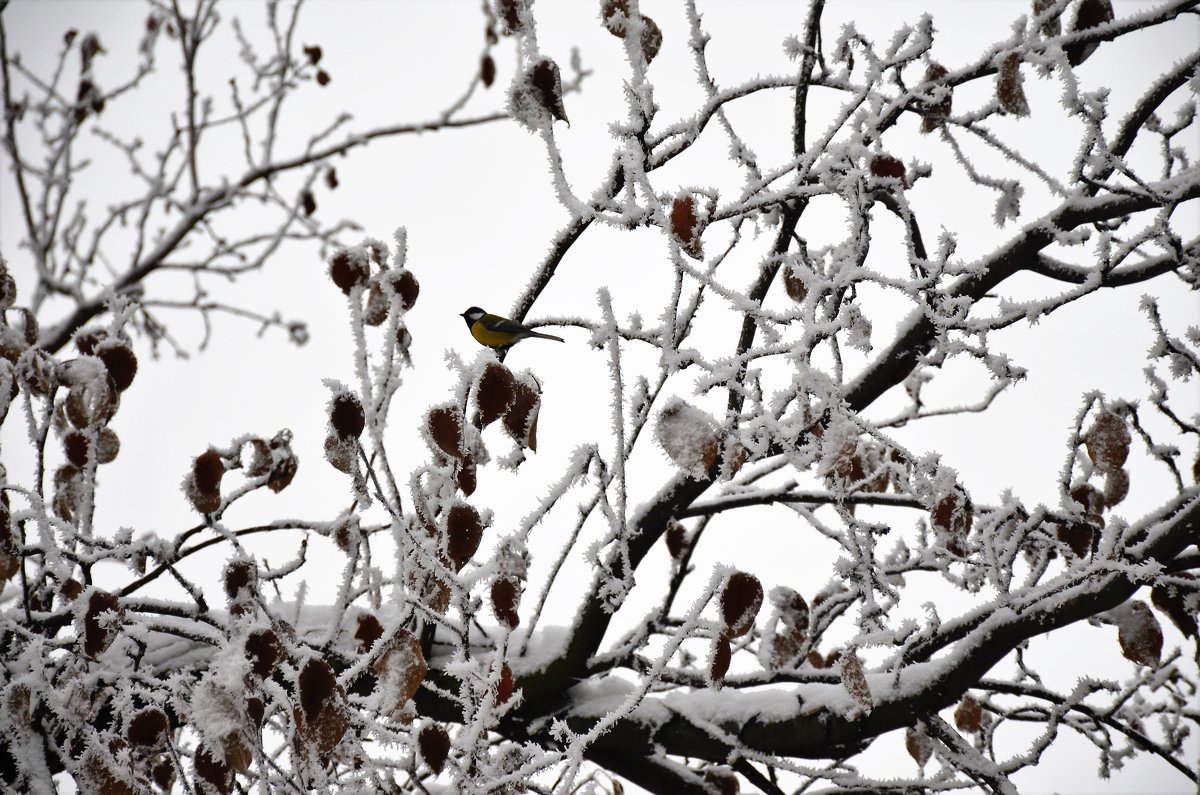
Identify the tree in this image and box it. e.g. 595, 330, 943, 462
1, 0, 1198, 793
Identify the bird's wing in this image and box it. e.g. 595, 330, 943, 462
483, 314, 533, 336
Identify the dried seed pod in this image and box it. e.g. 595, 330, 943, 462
530, 58, 569, 123
223, 559, 256, 604
476, 361, 517, 426
496, 663, 514, 704
502, 376, 540, 451
419, 723, 451, 774
602, 0, 630, 36
497, 0, 522, 35
1066, 0, 1114, 66
83, 589, 122, 658
670, 194, 704, 260
1084, 410, 1130, 473
187, 449, 224, 514
456, 454, 477, 496
1033, 0, 1063, 36
481, 54, 496, 87
0, 268, 16, 309
997, 52, 1029, 116
52, 464, 83, 521
491, 577, 521, 628
654, 398, 720, 478
869, 153, 906, 179
95, 426, 119, 463
194, 743, 232, 795
329, 391, 365, 439
127, 708, 169, 747
931, 488, 973, 556
1115, 600, 1163, 667
839, 648, 873, 710
954, 694, 983, 731
266, 429, 298, 492
1070, 482, 1105, 523
95, 339, 137, 392
329, 248, 370, 294
664, 519, 687, 559
720, 571, 763, 639
446, 502, 484, 570
364, 281, 389, 326
299, 656, 337, 722
301, 189, 317, 217
391, 269, 420, 310
427, 405, 464, 460
783, 262, 808, 303
242, 437, 272, 477
905, 726, 932, 768
325, 166, 338, 189
1150, 575, 1198, 639
325, 433, 356, 473
919, 62, 952, 133
1103, 468, 1129, 507
63, 430, 91, 467
65, 377, 116, 429
355, 612, 384, 653
639, 16, 662, 64
1057, 522, 1094, 558
245, 629, 283, 678
709, 635, 732, 687
702, 767, 739, 795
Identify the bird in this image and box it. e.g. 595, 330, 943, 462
460, 306, 564, 349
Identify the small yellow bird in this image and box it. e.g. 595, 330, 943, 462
460, 306, 564, 349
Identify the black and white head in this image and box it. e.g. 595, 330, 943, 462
461, 307, 486, 326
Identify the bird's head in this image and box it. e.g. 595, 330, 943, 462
461, 307, 486, 326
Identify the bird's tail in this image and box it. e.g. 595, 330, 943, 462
530, 331, 565, 343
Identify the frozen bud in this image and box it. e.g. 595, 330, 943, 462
315, 69, 331, 86
670, 194, 705, 260
530, 58, 569, 123
329, 248, 369, 294
303, 44, 322, 65
325, 166, 338, 189
720, 570, 763, 638
481, 54, 496, 87
1084, 410, 1130, 473
301, 189, 317, 216
418, 723, 451, 774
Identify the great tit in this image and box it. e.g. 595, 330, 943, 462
461, 307, 564, 349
